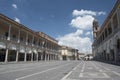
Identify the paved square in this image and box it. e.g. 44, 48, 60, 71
79, 72, 110, 78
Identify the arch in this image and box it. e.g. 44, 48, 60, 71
115, 35, 119, 45
0, 42, 6, 49
38, 49, 42, 53
9, 44, 17, 50
33, 48, 37, 54
32, 48, 38, 61
103, 43, 106, 50
109, 40, 112, 49
106, 42, 110, 54
115, 35, 120, 61
117, 38, 120, 61
19, 46, 25, 53
8, 44, 17, 62
0, 42, 6, 62
117, 38, 120, 51
26, 47, 32, 53
26, 47, 32, 61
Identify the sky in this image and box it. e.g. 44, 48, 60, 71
0, 0, 117, 53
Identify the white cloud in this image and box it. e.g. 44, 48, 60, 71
68, 29, 83, 37
85, 31, 91, 36
98, 11, 106, 15
70, 15, 94, 30
73, 9, 106, 16
91, 31, 93, 36
12, 4, 17, 9
14, 17, 20, 23
57, 9, 105, 53
57, 30, 92, 53
73, 9, 96, 16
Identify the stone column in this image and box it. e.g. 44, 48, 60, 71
50, 54, 52, 60
51, 54, 52, 60
111, 19, 114, 33
117, 8, 120, 29
16, 51, 19, 62
45, 54, 47, 61
106, 53, 108, 61
49, 54, 51, 60
55, 54, 56, 60
32, 36, 34, 46
53, 54, 55, 60
40, 53, 43, 60
18, 29, 20, 43
49, 54, 50, 61
31, 53, 33, 61
51, 54, 54, 60
46, 54, 48, 61
24, 52, 27, 62
7, 24, 11, 40
5, 48, 9, 62
26, 33, 28, 45
114, 44, 119, 64
54, 55, 56, 60
36, 53, 38, 61
48, 54, 49, 60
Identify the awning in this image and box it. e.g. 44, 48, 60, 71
0, 42, 6, 49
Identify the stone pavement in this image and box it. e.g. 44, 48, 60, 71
61, 61, 120, 80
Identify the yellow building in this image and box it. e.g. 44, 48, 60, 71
77, 53, 85, 60
60, 45, 78, 60
0, 13, 59, 63
92, 0, 120, 64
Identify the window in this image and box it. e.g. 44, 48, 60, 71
105, 28, 108, 37
33, 40, 36, 44
102, 33, 104, 41
95, 27, 98, 31
5, 32, 8, 37
28, 39, 30, 43
12, 35, 16, 38
113, 13, 118, 29
108, 22, 112, 35
117, 39, 120, 49
20, 37, 23, 41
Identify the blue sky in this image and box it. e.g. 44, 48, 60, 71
0, 0, 117, 53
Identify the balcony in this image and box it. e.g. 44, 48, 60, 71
27, 42, 32, 46
10, 37, 18, 43
0, 34, 7, 40
20, 40, 26, 45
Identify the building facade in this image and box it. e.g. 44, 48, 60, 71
84, 54, 93, 61
92, 0, 120, 64
77, 53, 85, 60
60, 45, 78, 60
0, 14, 60, 63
